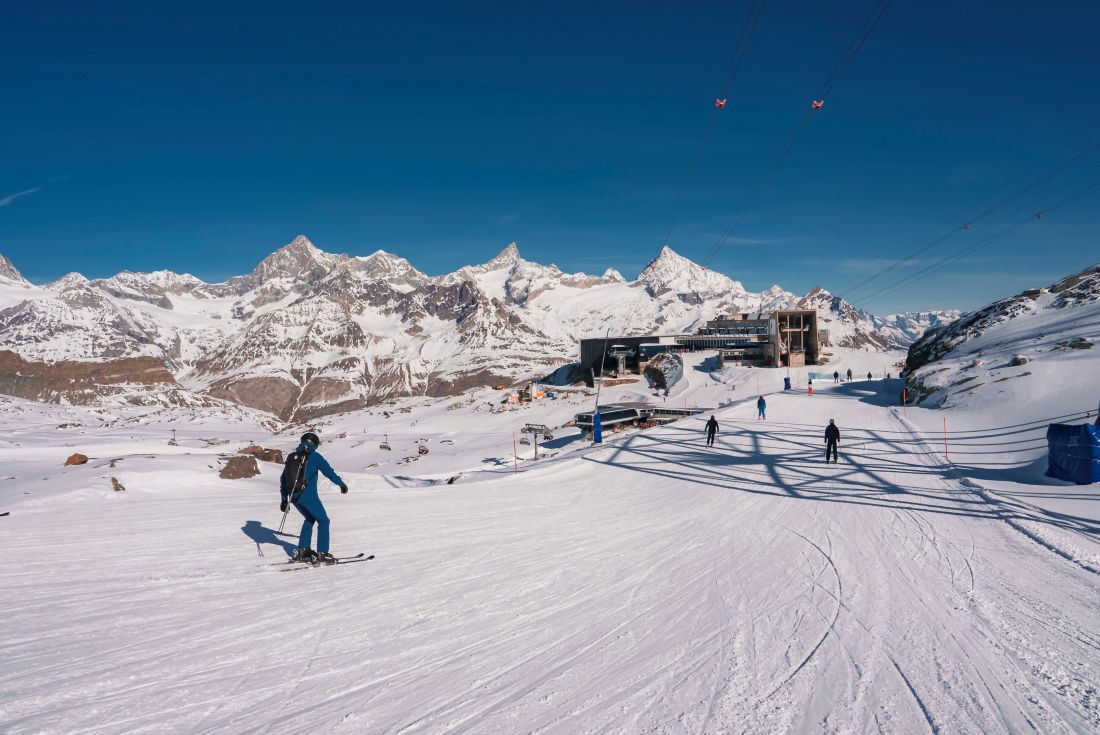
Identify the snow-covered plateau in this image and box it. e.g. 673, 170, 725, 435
1, 248, 1098, 733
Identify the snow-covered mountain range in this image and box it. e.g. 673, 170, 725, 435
905, 260, 1100, 409
0, 236, 957, 420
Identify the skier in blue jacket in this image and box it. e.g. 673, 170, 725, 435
280, 432, 348, 564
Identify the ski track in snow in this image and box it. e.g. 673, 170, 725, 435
1, 380, 1099, 733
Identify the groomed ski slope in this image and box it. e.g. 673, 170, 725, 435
2, 381, 1099, 733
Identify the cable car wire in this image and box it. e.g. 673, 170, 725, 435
853, 178, 1100, 305
842, 138, 1100, 300
701, 0, 893, 269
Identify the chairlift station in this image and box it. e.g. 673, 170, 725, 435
579, 309, 825, 383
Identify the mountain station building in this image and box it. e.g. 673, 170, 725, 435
578, 309, 821, 383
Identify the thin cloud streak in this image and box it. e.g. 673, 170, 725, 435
0, 186, 42, 207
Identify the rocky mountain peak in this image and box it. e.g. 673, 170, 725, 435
354, 249, 417, 275
45, 272, 90, 291
484, 242, 521, 270
0, 253, 30, 287
799, 287, 865, 318
441, 242, 524, 287
249, 235, 335, 283
800, 286, 835, 304
639, 245, 745, 297
347, 250, 429, 290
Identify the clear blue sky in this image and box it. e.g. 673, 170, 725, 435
2, 0, 1098, 313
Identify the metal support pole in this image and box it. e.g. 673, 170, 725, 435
591, 326, 611, 444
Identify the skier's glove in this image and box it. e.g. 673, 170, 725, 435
340, 484, 349, 494
280, 500, 288, 512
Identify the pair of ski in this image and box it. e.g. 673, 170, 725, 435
280, 552, 375, 572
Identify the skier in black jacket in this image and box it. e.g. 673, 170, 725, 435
705, 416, 719, 447
824, 419, 840, 463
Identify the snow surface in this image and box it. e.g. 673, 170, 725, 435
2, 346, 1098, 733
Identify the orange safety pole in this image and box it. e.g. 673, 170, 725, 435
512, 432, 518, 474
943, 417, 949, 461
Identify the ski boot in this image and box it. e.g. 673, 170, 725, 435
317, 552, 337, 565
289, 548, 317, 564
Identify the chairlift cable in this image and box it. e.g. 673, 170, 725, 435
842, 138, 1100, 300
597, 0, 771, 411
853, 178, 1100, 305
655, 0, 768, 253
701, 0, 893, 270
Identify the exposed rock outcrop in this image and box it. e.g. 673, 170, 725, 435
219, 455, 260, 480
239, 444, 285, 463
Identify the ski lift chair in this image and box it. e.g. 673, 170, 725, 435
379, 434, 391, 451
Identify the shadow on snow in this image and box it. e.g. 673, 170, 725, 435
241, 520, 296, 558
582, 414, 1100, 542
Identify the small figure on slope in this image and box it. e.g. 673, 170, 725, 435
846, 368, 852, 382
833, 370, 840, 384
705, 415, 719, 447
757, 395, 767, 421
280, 432, 349, 565
824, 419, 840, 464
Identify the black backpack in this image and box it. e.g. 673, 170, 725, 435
280, 447, 315, 503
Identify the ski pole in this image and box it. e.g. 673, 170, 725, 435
278, 507, 289, 534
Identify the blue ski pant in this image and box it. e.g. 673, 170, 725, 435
294, 496, 330, 553
758, 407, 766, 419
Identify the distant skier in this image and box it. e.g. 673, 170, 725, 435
757, 396, 766, 421
807, 377, 813, 397
833, 370, 840, 384
846, 368, 852, 382
867, 371, 872, 380
824, 419, 840, 463
280, 432, 349, 564
705, 415, 719, 447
